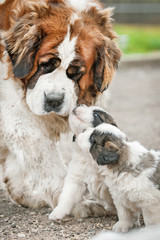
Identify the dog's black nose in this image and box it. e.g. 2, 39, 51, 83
44, 92, 64, 112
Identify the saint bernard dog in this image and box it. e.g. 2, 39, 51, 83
0, 0, 121, 216
52, 105, 160, 232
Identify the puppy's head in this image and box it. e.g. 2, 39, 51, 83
69, 104, 117, 135
76, 123, 127, 166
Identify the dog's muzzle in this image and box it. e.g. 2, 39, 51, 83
44, 92, 64, 113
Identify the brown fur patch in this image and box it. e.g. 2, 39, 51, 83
0, 39, 4, 60
70, 7, 121, 105
0, 0, 14, 30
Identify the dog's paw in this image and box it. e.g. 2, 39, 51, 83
112, 221, 133, 233
49, 207, 66, 220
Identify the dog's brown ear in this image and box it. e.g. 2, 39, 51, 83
97, 141, 120, 165
92, 45, 105, 92
4, 18, 43, 78
92, 42, 121, 92
107, 40, 121, 70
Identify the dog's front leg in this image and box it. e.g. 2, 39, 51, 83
49, 176, 86, 220
112, 202, 134, 233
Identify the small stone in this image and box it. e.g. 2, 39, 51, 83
18, 233, 26, 238
11, 223, 16, 228
77, 218, 84, 223
31, 228, 38, 233
29, 212, 36, 215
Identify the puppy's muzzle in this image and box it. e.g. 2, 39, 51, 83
44, 92, 64, 113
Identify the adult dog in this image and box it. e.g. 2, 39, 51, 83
0, 0, 121, 215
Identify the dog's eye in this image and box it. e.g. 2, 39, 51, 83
90, 133, 97, 145
67, 66, 85, 82
93, 112, 98, 117
93, 112, 103, 122
40, 58, 61, 74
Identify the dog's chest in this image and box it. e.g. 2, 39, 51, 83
104, 171, 141, 211
74, 155, 106, 199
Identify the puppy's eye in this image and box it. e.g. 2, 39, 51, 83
93, 112, 98, 117
90, 134, 96, 145
93, 112, 103, 122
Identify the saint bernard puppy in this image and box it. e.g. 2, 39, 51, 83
75, 123, 160, 232
0, 0, 121, 215
50, 105, 160, 233
49, 105, 117, 220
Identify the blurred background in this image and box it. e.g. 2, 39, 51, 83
101, 0, 160, 55
99, 0, 160, 151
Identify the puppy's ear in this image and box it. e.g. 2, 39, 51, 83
97, 141, 120, 165
4, 17, 43, 78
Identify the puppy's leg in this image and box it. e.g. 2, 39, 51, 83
135, 188, 160, 226
142, 200, 160, 226
49, 177, 86, 220
113, 202, 134, 233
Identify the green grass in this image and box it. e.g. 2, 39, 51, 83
114, 24, 160, 54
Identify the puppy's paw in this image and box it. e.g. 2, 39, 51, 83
49, 207, 66, 220
112, 221, 133, 233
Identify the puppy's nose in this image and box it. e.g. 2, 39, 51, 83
73, 104, 86, 115
44, 92, 64, 112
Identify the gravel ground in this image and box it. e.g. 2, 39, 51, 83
0, 59, 160, 239
0, 193, 117, 240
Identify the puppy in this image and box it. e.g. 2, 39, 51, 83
71, 122, 160, 232
49, 105, 117, 220
50, 105, 160, 233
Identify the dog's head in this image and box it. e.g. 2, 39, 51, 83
3, 0, 121, 116
76, 123, 127, 166
69, 104, 117, 135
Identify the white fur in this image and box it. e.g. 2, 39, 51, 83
49, 142, 115, 220
0, 65, 67, 207
0, 46, 70, 209
95, 123, 126, 140
69, 106, 94, 134
58, 28, 77, 70
26, 68, 77, 116
0, 0, 6, 4
66, 0, 102, 13
69, 105, 111, 135
95, 89, 111, 110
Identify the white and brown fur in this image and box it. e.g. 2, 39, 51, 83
0, 0, 121, 217
49, 105, 117, 220
50, 105, 160, 233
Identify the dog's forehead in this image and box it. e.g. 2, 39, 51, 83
89, 123, 126, 144
89, 129, 115, 144
89, 107, 116, 127
57, 28, 77, 69
92, 108, 111, 119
